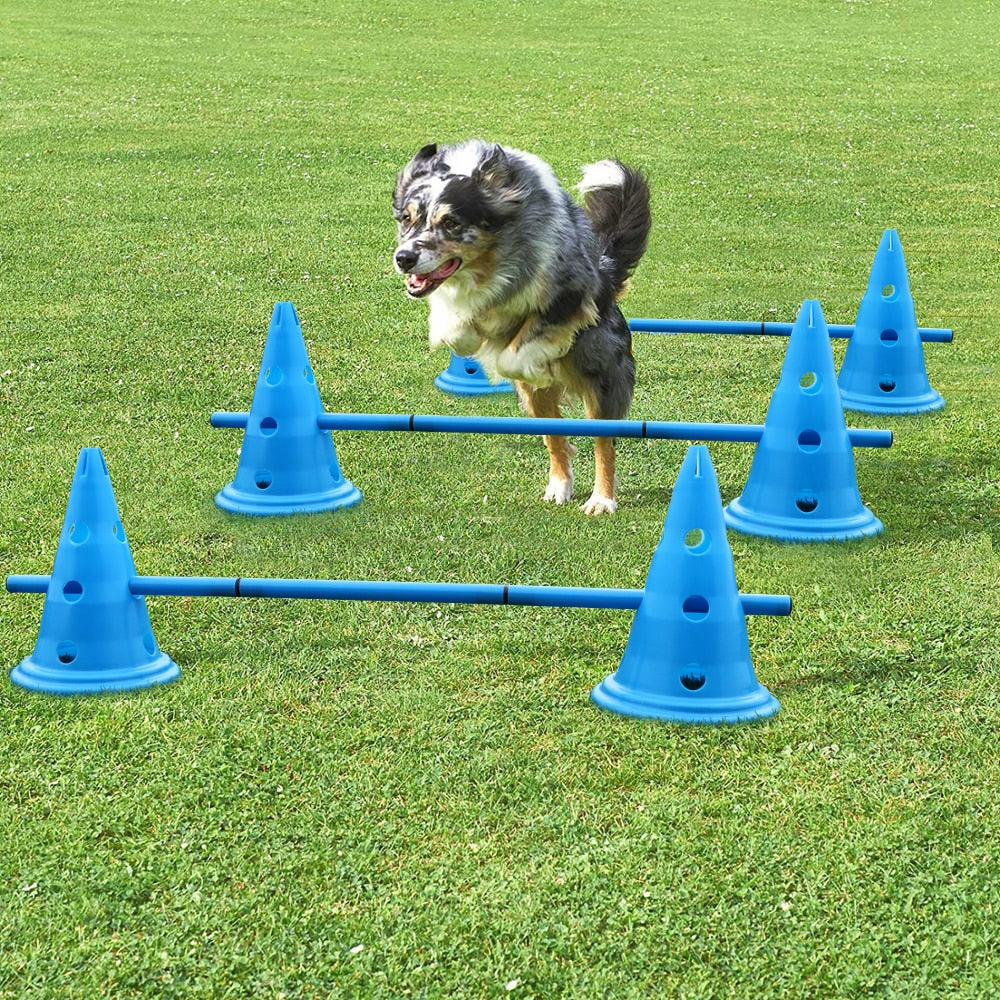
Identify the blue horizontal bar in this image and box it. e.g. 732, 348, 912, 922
316, 412, 767, 442
281, 413, 884, 449
628, 318, 952, 343
6, 574, 792, 617
211, 411, 249, 428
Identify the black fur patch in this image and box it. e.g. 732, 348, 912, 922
541, 287, 587, 327
440, 176, 507, 231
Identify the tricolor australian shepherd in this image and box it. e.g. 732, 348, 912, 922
393, 139, 651, 514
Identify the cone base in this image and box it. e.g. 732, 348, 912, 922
839, 387, 945, 415
11, 651, 180, 695
434, 364, 513, 396
591, 671, 780, 725
214, 479, 362, 517
724, 496, 883, 542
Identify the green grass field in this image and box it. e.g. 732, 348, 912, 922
2, 1, 998, 996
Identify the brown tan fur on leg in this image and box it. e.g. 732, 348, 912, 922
517, 382, 576, 504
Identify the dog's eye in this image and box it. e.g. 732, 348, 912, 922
396, 204, 420, 229
438, 215, 461, 235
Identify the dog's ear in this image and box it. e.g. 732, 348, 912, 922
472, 144, 511, 189
472, 144, 524, 221
394, 143, 440, 211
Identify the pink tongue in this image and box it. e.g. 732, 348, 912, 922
428, 259, 459, 280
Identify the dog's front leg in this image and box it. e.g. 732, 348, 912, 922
495, 321, 570, 387
428, 307, 483, 356
517, 383, 576, 504
495, 299, 598, 387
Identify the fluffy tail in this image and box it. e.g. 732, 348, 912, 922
578, 160, 651, 296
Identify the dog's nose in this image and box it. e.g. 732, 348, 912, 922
395, 248, 419, 272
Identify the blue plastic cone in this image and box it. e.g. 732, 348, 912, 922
434, 352, 514, 396
724, 300, 884, 542
591, 445, 780, 724
11, 449, 180, 695
215, 302, 362, 515
838, 229, 945, 414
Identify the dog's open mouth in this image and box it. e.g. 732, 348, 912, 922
405, 258, 461, 298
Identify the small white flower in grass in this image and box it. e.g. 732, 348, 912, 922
350, 943, 364, 955
505, 980, 520, 992
781, 900, 791, 912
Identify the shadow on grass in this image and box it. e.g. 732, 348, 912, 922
770, 654, 953, 695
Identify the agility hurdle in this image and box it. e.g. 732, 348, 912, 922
211, 410, 893, 449
441, 231, 951, 407
6, 445, 788, 724
7, 574, 790, 616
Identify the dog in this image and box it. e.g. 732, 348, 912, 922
392, 139, 651, 514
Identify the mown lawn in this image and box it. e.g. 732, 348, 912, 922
1, 2, 998, 997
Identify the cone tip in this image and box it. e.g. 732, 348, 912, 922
75, 447, 109, 479
880, 228, 899, 252
270, 301, 301, 328
867, 229, 910, 295
666, 446, 723, 530
681, 443, 712, 481
794, 298, 826, 332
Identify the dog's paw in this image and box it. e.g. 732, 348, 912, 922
431, 331, 483, 355
543, 474, 574, 504
581, 492, 617, 515
429, 318, 482, 355
447, 331, 484, 356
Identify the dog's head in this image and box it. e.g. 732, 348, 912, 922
392, 141, 522, 298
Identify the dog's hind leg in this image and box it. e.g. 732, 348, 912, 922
517, 383, 576, 504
